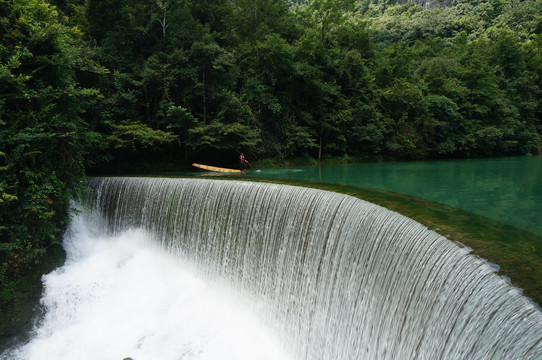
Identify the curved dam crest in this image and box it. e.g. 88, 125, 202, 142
83, 177, 541, 359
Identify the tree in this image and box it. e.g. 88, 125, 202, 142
190, 34, 238, 124
296, 0, 356, 45
0, 0, 102, 334
189, 120, 261, 154
231, 0, 292, 43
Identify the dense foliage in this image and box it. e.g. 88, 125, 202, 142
68, 0, 541, 164
43, 0, 542, 167
0, 0, 102, 335
1, 0, 541, 337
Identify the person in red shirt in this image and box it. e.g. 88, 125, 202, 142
239, 153, 249, 175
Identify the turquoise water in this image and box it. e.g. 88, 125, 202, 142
246, 156, 542, 237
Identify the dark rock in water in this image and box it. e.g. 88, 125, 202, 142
123, 358, 134, 360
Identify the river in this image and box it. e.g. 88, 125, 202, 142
247, 156, 542, 237
3, 161, 541, 359
5, 178, 539, 359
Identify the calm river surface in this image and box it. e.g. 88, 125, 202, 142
248, 156, 542, 237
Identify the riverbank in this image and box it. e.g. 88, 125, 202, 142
87, 154, 400, 175
250, 154, 392, 168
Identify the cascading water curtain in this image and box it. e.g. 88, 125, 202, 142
88, 177, 542, 360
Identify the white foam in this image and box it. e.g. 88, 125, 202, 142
4, 212, 292, 360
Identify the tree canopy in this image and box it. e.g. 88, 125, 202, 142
1, 0, 542, 335
28, 0, 540, 165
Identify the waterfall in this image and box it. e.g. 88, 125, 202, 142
65, 178, 542, 358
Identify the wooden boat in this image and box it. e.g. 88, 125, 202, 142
192, 163, 241, 173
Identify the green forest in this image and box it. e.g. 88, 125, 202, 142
1, 0, 541, 336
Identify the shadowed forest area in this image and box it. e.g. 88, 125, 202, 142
1, 0, 541, 337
